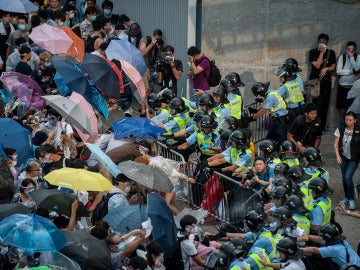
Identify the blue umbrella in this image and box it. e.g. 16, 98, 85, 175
106, 40, 147, 76
0, 89, 15, 106
113, 117, 164, 139
0, 118, 33, 166
103, 204, 148, 235
0, 0, 38, 13
146, 193, 177, 258
85, 143, 121, 177
0, 213, 67, 252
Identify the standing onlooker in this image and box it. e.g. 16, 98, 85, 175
336, 41, 360, 121
187, 46, 210, 102
45, 0, 61, 20
308, 33, 336, 131
334, 111, 360, 210
80, 6, 98, 40
119, 14, 142, 48
98, 0, 119, 27
15, 46, 33, 76
31, 51, 56, 93
0, 11, 16, 69
63, 3, 79, 28
6, 15, 29, 58
6, 37, 40, 72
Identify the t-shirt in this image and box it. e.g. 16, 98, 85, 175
157, 59, 183, 91
309, 48, 336, 80
334, 127, 353, 160
288, 115, 322, 147
193, 55, 210, 91
6, 30, 29, 54
177, 232, 198, 270
15, 61, 32, 76
127, 22, 142, 48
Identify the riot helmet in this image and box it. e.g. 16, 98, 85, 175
160, 89, 174, 104
220, 78, 238, 92
204, 250, 229, 270
219, 116, 239, 132
276, 237, 300, 260
273, 206, 294, 224
273, 176, 292, 191
279, 140, 297, 159
229, 130, 249, 149
287, 165, 311, 184
147, 93, 161, 109
193, 109, 208, 122
258, 139, 277, 158
251, 82, 270, 98
274, 163, 290, 176
213, 85, 229, 104
225, 72, 245, 87
303, 147, 324, 167
200, 115, 217, 130
283, 58, 302, 73
198, 94, 215, 110
285, 195, 308, 214
245, 210, 265, 232
169, 97, 186, 114
220, 130, 232, 150
308, 177, 331, 197
319, 224, 346, 245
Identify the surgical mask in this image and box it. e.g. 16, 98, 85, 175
25, 188, 35, 196
124, 185, 131, 194
103, 9, 111, 15
10, 160, 17, 167
90, 15, 97, 21
57, 22, 64, 26
157, 253, 164, 264
12, 154, 18, 160
117, 241, 125, 251
269, 221, 278, 230
42, 159, 51, 164
48, 120, 55, 127
18, 24, 26, 31
0, 246, 8, 255
45, 61, 52, 68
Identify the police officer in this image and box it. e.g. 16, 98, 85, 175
198, 93, 215, 115
258, 139, 281, 170
212, 85, 231, 124
250, 82, 289, 146
279, 140, 300, 167
174, 109, 207, 137
307, 177, 332, 234
287, 165, 313, 210
225, 72, 245, 96
221, 78, 243, 120
285, 194, 311, 235
283, 58, 304, 92
160, 97, 188, 135
146, 93, 170, 126
302, 147, 329, 182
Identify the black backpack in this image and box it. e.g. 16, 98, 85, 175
91, 192, 120, 225
205, 57, 221, 87
164, 235, 187, 270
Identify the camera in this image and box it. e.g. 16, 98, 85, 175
164, 55, 174, 62
156, 38, 164, 46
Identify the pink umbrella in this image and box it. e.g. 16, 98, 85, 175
29, 24, 73, 54
69, 92, 98, 142
119, 60, 146, 104
0, 71, 46, 108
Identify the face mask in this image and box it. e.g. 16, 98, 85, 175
124, 185, 131, 194
68, 12, 75, 19
0, 246, 8, 255
42, 159, 51, 164
104, 9, 111, 15
18, 24, 26, 31
117, 241, 125, 251
10, 160, 17, 167
157, 253, 164, 264
57, 22, 64, 26
90, 15, 97, 21
12, 154, 18, 160
48, 120, 55, 127
45, 61, 52, 68
269, 221, 278, 230
25, 188, 35, 196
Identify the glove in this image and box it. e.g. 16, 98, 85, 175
255, 97, 264, 103
248, 107, 258, 114
200, 143, 210, 151
198, 160, 209, 171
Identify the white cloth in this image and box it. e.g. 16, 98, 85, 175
334, 127, 353, 160
337, 54, 360, 86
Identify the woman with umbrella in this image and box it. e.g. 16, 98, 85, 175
10, 178, 37, 210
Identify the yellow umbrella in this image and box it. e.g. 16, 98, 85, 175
44, 168, 113, 191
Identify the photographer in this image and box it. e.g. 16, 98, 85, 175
156, 45, 183, 95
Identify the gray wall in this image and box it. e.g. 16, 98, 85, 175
201, 0, 360, 127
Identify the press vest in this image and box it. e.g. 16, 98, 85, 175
197, 131, 217, 156
267, 91, 287, 115
337, 125, 360, 161
167, 115, 186, 135
284, 80, 304, 104
225, 94, 242, 119
230, 148, 253, 165
309, 197, 332, 224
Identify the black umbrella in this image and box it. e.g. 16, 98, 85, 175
81, 53, 121, 98
30, 189, 89, 217
60, 229, 112, 270
0, 203, 32, 221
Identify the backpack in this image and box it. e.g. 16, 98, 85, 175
91, 192, 120, 225
342, 53, 358, 68
164, 235, 187, 270
205, 57, 221, 87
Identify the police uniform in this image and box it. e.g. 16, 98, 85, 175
299, 180, 313, 210
186, 130, 220, 157
262, 89, 289, 146
244, 247, 270, 270
226, 92, 243, 119
308, 196, 332, 226
212, 104, 230, 124
292, 213, 310, 235
305, 167, 329, 183
222, 146, 253, 170
281, 258, 306, 270
230, 259, 251, 270
278, 78, 304, 120
164, 113, 188, 135
244, 228, 274, 257
318, 241, 360, 267
282, 158, 300, 168
151, 107, 170, 125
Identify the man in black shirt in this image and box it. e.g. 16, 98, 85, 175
308, 33, 336, 131
287, 103, 322, 154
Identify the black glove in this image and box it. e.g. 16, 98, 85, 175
255, 97, 264, 103
198, 160, 209, 171
248, 107, 258, 114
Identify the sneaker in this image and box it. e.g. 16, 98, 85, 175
342, 198, 350, 205
349, 200, 356, 210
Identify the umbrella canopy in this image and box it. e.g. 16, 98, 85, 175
113, 117, 164, 140
44, 168, 113, 191
0, 0, 37, 13
106, 39, 146, 76
42, 95, 93, 136
85, 143, 121, 177
70, 92, 98, 142
49, 252, 81, 270
0, 213, 67, 253
146, 193, 177, 258
81, 53, 121, 98
61, 229, 112, 270
103, 204, 148, 235
0, 118, 33, 166
117, 160, 173, 193
30, 189, 89, 217
29, 24, 73, 54
57, 26, 85, 63
0, 203, 31, 221
0, 71, 46, 108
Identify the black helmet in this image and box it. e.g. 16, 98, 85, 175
169, 97, 186, 114
200, 115, 216, 130
245, 210, 265, 232
303, 147, 323, 167
279, 140, 296, 154
147, 93, 161, 109
287, 165, 311, 184
219, 116, 239, 132
251, 82, 270, 97
273, 206, 294, 224
274, 163, 290, 176
229, 130, 249, 149
273, 176, 292, 191
285, 195, 308, 214
198, 94, 215, 109
193, 109, 207, 122
213, 85, 229, 104
283, 58, 302, 73
204, 250, 229, 270
271, 186, 291, 200
220, 78, 237, 92
319, 224, 346, 245
275, 66, 291, 78
276, 237, 300, 259
231, 237, 249, 254
258, 139, 277, 158
308, 177, 329, 196
160, 89, 174, 104
225, 72, 245, 87
220, 130, 232, 150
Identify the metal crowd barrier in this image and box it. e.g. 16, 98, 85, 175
243, 101, 269, 143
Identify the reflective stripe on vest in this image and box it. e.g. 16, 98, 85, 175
293, 215, 310, 235
268, 232, 282, 260
159, 107, 170, 115
230, 148, 253, 165
248, 248, 271, 270
284, 80, 304, 104
309, 198, 332, 224
230, 260, 251, 270
167, 116, 186, 135
182, 97, 195, 113
300, 181, 313, 210
267, 91, 287, 114
197, 132, 216, 156
283, 158, 300, 167
225, 95, 242, 119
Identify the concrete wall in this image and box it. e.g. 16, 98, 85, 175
201, 0, 360, 127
